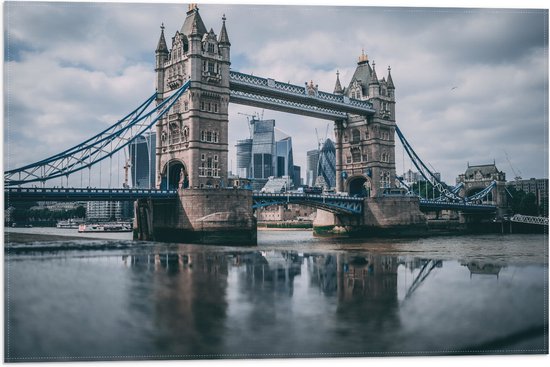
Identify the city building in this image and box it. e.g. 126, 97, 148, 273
293, 165, 302, 187
306, 149, 320, 187
129, 132, 156, 188
235, 118, 298, 190
507, 178, 548, 208
257, 204, 316, 222
316, 138, 336, 190
86, 201, 129, 222
402, 169, 420, 184
235, 138, 253, 179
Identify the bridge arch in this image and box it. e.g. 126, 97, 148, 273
345, 174, 371, 197
160, 159, 189, 190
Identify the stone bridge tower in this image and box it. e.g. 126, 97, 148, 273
136, 5, 256, 245
155, 4, 231, 190
333, 51, 396, 198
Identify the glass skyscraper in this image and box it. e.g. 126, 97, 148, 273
235, 118, 299, 190
316, 138, 336, 189
306, 149, 320, 187
129, 132, 156, 188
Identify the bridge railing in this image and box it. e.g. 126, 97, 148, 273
510, 214, 549, 226
229, 71, 374, 115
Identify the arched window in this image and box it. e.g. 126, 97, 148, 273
351, 147, 361, 163
381, 171, 391, 188
351, 129, 360, 143
182, 126, 189, 142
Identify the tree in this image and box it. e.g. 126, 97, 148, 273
74, 205, 86, 219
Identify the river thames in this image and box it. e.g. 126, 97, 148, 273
3, 228, 548, 362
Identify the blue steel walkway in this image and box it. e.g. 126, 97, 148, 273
252, 192, 364, 215
5, 187, 178, 202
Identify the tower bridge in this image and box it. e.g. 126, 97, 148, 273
4, 5, 502, 244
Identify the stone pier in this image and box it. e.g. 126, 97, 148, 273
135, 188, 257, 245
313, 196, 427, 237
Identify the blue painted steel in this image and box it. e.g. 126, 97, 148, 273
5, 81, 190, 187
419, 199, 495, 212
252, 192, 363, 215
396, 126, 465, 202
5, 187, 178, 202
229, 71, 375, 119
465, 181, 497, 202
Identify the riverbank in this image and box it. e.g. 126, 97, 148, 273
4, 232, 96, 243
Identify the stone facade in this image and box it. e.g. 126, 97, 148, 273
155, 5, 231, 190
313, 196, 427, 236
137, 6, 256, 245
456, 163, 507, 207
333, 52, 396, 198
136, 189, 256, 245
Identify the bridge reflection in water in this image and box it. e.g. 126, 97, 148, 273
5, 234, 547, 360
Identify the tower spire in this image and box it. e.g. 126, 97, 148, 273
155, 23, 168, 54
387, 65, 395, 89
333, 70, 343, 94
218, 13, 231, 45
369, 61, 379, 85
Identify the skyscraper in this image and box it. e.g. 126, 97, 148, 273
316, 138, 336, 189
306, 149, 320, 187
129, 132, 156, 188
236, 118, 298, 190
236, 138, 253, 179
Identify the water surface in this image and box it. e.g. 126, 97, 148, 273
4, 229, 548, 361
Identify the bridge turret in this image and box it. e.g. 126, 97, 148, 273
368, 61, 380, 98
218, 14, 231, 87
333, 70, 344, 94
155, 24, 169, 101
387, 66, 395, 99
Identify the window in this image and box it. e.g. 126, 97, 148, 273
206, 131, 212, 142
214, 104, 218, 113
208, 62, 215, 73
346, 156, 352, 164
184, 101, 189, 111
343, 134, 348, 143
214, 155, 218, 162
351, 129, 360, 143
352, 148, 361, 163
381, 171, 391, 188
201, 153, 205, 161
207, 43, 215, 53
200, 101, 205, 111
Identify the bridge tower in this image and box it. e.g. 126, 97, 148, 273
333, 51, 396, 198
135, 5, 256, 245
155, 4, 231, 190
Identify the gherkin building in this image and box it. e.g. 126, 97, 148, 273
316, 138, 336, 189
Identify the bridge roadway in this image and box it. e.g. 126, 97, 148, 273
5, 187, 497, 215
5, 187, 178, 202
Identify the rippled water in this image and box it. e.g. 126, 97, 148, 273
4, 229, 548, 361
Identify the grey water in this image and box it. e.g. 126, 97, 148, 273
4, 229, 548, 361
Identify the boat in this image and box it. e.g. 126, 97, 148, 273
78, 222, 132, 233
56, 219, 81, 229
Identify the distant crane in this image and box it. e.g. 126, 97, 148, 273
238, 111, 263, 138
123, 149, 131, 189
504, 150, 522, 181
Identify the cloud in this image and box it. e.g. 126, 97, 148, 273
3, 2, 548, 187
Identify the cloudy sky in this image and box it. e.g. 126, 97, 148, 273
3, 0, 548, 187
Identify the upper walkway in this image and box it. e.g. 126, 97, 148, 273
229, 71, 376, 120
